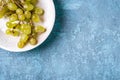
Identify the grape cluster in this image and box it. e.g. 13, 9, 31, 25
0, 0, 46, 48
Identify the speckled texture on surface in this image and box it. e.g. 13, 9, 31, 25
0, 0, 120, 80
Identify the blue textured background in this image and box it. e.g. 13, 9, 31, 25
0, 0, 120, 80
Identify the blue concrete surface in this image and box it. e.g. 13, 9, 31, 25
0, 0, 120, 80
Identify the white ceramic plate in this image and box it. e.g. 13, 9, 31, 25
0, 0, 55, 52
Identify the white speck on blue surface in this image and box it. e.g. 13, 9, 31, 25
0, 0, 120, 80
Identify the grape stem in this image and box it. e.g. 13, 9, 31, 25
0, 1, 7, 10
11, 0, 25, 11
29, 20, 34, 26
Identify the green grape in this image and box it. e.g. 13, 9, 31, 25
0, 0, 45, 48
20, 34, 29, 43
0, 7, 8, 18
6, 29, 11, 35
6, 22, 17, 28
20, 24, 26, 30
35, 7, 44, 15
30, 0, 38, 5
26, 0, 31, 2
17, 41, 25, 48
29, 37, 37, 45
9, 14, 18, 21
23, 3, 34, 11
32, 14, 40, 22
0, 10, 5, 18
21, 24, 31, 34
18, 14, 25, 20
0, 12, 4, 18
15, 25, 21, 30
16, 8, 23, 14
7, 3, 18, 11
35, 25, 46, 33
24, 19, 30, 23
12, 30, 19, 36
31, 31, 37, 38
5, 11, 14, 17
25, 11, 31, 19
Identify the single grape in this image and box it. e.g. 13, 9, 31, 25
25, 29, 31, 35
0, 7, 8, 18
35, 25, 46, 33
6, 22, 17, 28
35, 7, 44, 15
6, 29, 11, 35
17, 41, 25, 48
18, 14, 25, 20
32, 14, 40, 22
16, 8, 23, 14
31, 31, 37, 38
7, 3, 18, 11
23, 3, 34, 11
25, 11, 31, 19
29, 37, 37, 45
12, 30, 19, 36
30, 0, 38, 5
21, 24, 31, 34
20, 34, 29, 43
9, 14, 18, 21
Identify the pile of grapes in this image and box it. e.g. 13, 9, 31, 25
0, 0, 46, 48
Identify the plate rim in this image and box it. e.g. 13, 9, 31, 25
0, 0, 56, 52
